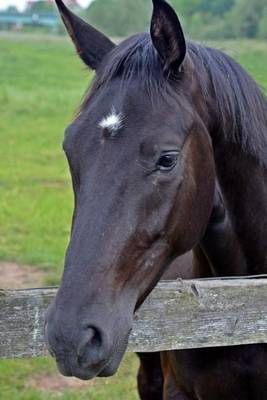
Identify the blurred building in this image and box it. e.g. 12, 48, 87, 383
0, 0, 82, 32
26, 0, 80, 9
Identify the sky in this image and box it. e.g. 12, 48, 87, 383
0, 0, 92, 11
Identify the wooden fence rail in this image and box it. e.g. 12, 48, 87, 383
0, 278, 267, 359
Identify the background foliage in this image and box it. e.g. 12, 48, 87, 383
82, 0, 267, 39
2, 0, 267, 39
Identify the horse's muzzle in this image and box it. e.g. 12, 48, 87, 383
44, 303, 130, 380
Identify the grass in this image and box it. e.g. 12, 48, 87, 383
0, 354, 139, 400
0, 33, 266, 399
0, 34, 88, 284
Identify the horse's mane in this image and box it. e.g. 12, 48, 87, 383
86, 33, 168, 99
189, 42, 267, 165
82, 33, 267, 165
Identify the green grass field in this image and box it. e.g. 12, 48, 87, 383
0, 33, 266, 399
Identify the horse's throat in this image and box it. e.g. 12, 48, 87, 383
200, 141, 267, 276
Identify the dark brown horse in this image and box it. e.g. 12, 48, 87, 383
46, 0, 267, 398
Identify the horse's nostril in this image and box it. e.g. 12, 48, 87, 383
77, 326, 104, 368
77, 327, 95, 357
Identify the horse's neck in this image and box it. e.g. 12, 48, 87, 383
197, 181, 248, 277
199, 142, 267, 277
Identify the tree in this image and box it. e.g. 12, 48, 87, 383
229, 0, 266, 38
84, 0, 151, 37
6, 6, 19, 14
26, 1, 56, 14
83, 0, 265, 39
258, 6, 267, 39
170, 0, 203, 17
197, 0, 235, 16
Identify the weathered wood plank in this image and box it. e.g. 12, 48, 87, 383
0, 279, 267, 359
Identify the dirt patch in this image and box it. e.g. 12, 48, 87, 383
0, 262, 44, 289
28, 373, 92, 393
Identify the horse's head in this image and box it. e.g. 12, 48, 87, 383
46, 0, 215, 380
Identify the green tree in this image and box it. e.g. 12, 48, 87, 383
26, 1, 56, 14
258, 6, 267, 39
6, 5, 19, 14
170, 0, 235, 39
229, 0, 266, 38
83, 0, 265, 39
170, 0, 202, 17
84, 0, 151, 37
197, 0, 235, 16
170, 0, 234, 17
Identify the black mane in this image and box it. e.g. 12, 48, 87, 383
83, 33, 267, 165
88, 33, 168, 99
189, 42, 267, 165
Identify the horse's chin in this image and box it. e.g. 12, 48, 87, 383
56, 358, 119, 381
97, 359, 121, 377
56, 352, 125, 381
98, 330, 131, 377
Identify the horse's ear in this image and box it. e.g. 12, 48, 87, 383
150, 0, 186, 73
55, 0, 115, 70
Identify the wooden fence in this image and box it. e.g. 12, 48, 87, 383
0, 277, 267, 359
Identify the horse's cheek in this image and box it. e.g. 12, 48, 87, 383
173, 131, 215, 253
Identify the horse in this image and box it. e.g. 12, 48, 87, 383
46, 0, 267, 398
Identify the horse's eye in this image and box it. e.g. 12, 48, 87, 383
157, 152, 178, 171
